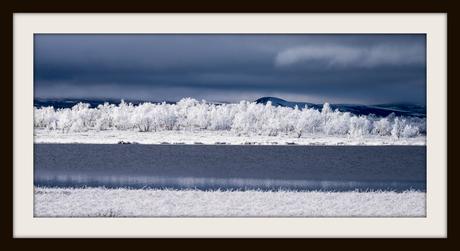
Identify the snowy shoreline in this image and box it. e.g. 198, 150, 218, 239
35, 129, 426, 145
34, 187, 426, 217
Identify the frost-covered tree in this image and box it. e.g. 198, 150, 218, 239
34, 98, 426, 138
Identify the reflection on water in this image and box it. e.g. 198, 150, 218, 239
34, 144, 426, 192
35, 173, 425, 192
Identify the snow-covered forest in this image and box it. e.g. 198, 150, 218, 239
34, 98, 426, 139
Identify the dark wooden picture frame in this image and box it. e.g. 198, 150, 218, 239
2, 0, 456, 243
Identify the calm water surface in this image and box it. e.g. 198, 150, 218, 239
34, 144, 426, 191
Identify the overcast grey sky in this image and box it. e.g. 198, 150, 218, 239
34, 34, 426, 104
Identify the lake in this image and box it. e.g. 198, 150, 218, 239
34, 144, 426, 191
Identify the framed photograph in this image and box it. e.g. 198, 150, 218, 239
11, 12, 448, 238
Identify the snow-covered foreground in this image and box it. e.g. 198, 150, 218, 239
35, 129, 426, 145
34, 187, 425, 217
34, 98, 426, 145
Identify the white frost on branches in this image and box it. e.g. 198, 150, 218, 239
34, 98, 426, 138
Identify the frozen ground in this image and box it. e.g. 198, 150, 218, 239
34, 187, 426, 217
34, 129, 426, 145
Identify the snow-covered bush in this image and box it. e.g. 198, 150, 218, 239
34, 98, 426, 138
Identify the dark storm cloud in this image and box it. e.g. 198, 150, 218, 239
34, 34, 426, 104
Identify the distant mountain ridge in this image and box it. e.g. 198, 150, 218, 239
34, 97, 426, 118
255, 97, 425, 118
34, 98, 176, 109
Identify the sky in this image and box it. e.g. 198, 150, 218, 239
34, 34, 426, 105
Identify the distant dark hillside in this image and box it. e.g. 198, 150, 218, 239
256, 97, 425, 118
34, 98, 175, 109
34, 97, 426, 118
